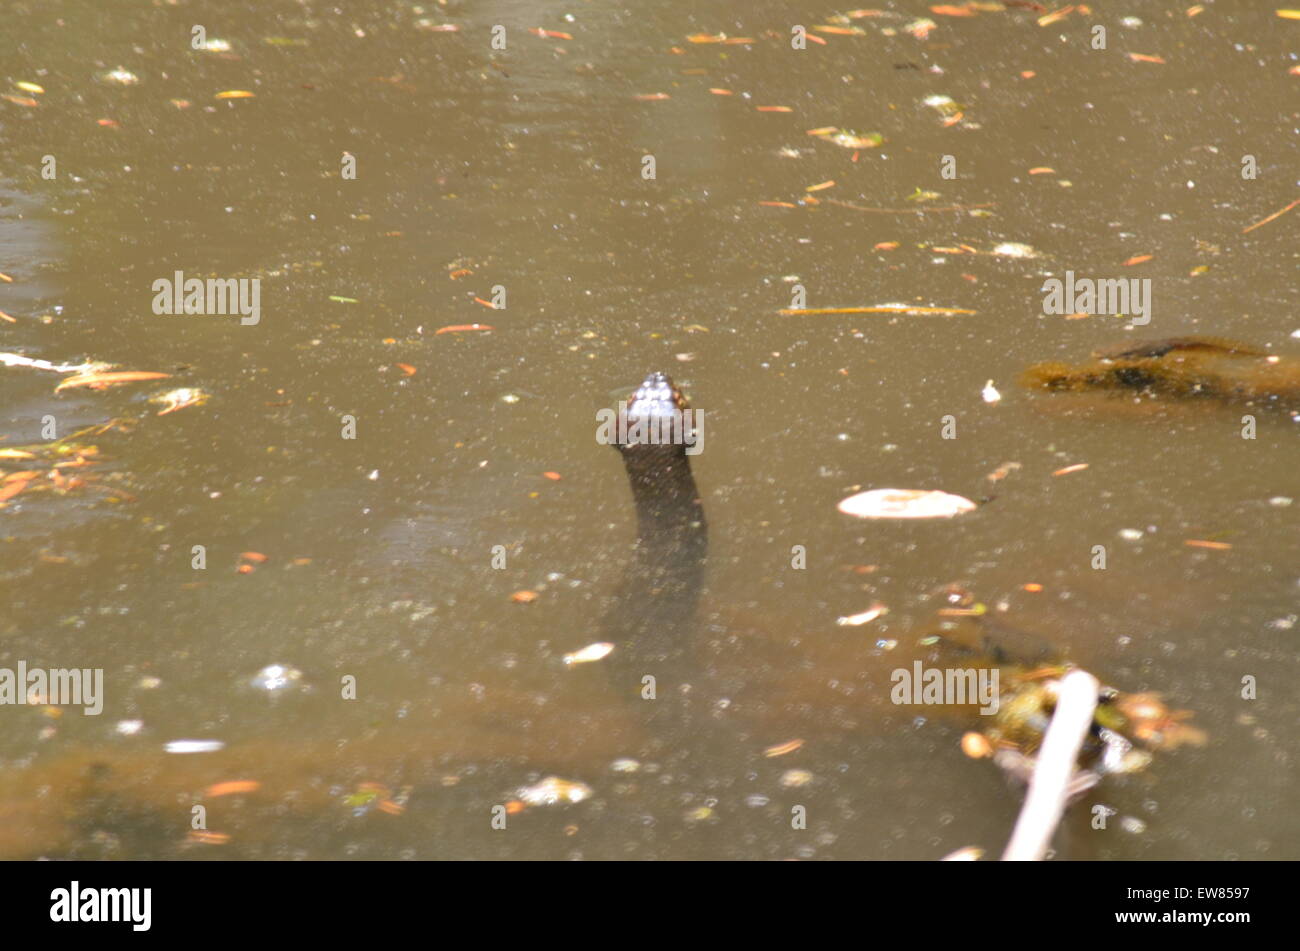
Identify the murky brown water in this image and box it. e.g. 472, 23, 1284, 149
0, 1, 1295, 859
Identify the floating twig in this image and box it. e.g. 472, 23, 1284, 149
826, 198, 997, 215
780, 305, 977, 316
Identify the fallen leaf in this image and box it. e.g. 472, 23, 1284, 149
0, 479, 32, 502
838, 488, 977, 519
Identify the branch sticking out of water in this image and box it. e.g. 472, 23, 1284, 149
1002, 669, 1100, 862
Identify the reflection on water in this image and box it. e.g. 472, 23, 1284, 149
0, 1, 1295, 860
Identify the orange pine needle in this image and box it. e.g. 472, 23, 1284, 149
435, 323, 494, 334
205, 780, 262, 797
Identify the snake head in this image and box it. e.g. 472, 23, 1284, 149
613, 372, 699, 455
625, 372, 687, 421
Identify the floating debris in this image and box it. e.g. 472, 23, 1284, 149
563, 642, 615, 666
838, 488, 977, 519
961, 732, 993, 759
991, 242, 1040, 259
149, 387, 209, 416
165, 739, 226, 754
811, 128, 884, 150
922, 94, 963, 118
247, 664, 306, 694
204, 780, 261, 797
55, 370, 170, 392
515, 776, 593, 807
836, 603, 890, 626
97, 68, 141, 86
779, 769, 814, 788
1, 352, 105, 374
763, 739, 805, 758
